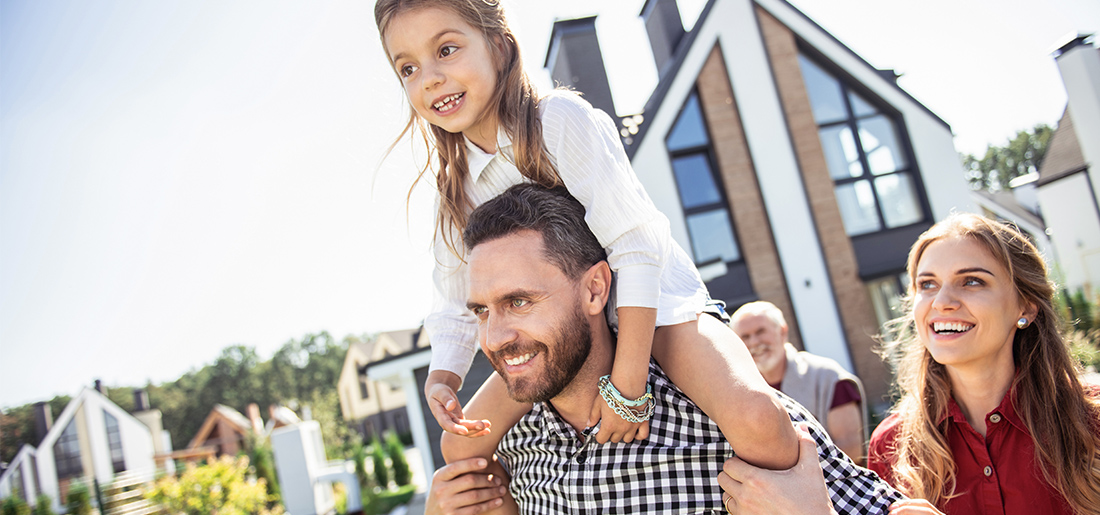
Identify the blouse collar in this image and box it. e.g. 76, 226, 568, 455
464, 129, 513, 182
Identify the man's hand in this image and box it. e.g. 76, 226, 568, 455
426, 458, 508, 515
428, 382, 492, 437
717, 424, 837, 515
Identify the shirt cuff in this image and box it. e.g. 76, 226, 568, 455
614, 264, 661, 309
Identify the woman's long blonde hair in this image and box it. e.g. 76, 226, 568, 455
375, 0, 561, 256
882, 213, 1100, 512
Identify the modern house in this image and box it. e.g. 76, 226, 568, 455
554, 0, 972, 411
336, 328, 423, 439
373, 0, 983, 482
1034, 35, 1100, 296
0, 386, 167, 512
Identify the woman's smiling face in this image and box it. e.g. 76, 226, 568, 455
912, 235, 1035, 373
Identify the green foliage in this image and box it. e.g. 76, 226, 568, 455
384, 432, 411, 487
362, 484, 416, 515
962, 124, 1052, 191
369, 436, 389, 489
1, 395, 70, 464
243, 432, 280, 502
31, 495, 54, 515
1068, 290, 1096, 332
145, 455, 284, 515
0, 497, 30, 515
351, 439, 369, 488
64, 480, 92, 515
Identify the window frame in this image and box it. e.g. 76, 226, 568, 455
797, 48, 931, 237
664, 89, 744, 267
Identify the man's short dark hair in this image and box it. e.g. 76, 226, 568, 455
463, 184, 606, 279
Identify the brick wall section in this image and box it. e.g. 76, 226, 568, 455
694, 44, 801, 347
754, 6, 891, 411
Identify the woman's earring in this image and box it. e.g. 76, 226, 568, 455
1016, 317, 1028, 329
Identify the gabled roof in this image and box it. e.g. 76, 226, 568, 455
356, 327, 426, 375
1037, 108, 1088, 186
186, 404, 255, 450
35, 388, 148, 454
0, 445, 37, 487
625, 0, 950, 158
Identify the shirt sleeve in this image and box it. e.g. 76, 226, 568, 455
424, 201, 479, 385
867, 414, 901, 487
539, 91, 669, 309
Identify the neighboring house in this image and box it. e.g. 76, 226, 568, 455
183, 403, 265, 458
336, 328, 424, 439
374, 0, 986, 482
1033, 35, 1100, 296
0, 387, 160, 512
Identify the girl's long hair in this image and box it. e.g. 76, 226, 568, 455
375, 0, 561, 256
882, 213, 1100, 512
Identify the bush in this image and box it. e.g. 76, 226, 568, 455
145, 456, 284, 515
244, 433, 281, 502
384, 432, 411, 487
1, 497, 30, 515
350, 439, 369, 488
65, 481, 92, 515
31, 495, 53, 515
369, 437, 389, 489
362, 484, 416, 515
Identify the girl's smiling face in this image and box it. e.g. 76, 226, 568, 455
383, 6, 501, 152
912, 235, 1036, 373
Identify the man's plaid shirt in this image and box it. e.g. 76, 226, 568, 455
497, 360, 903, 514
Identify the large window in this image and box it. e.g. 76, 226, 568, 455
799, 53, 924, 236
53, 420, 82, 480
666, 91, 741, 266
105, 411, 125, 474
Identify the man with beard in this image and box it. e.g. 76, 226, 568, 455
426, 184, 902, 515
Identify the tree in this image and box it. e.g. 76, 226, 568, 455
962, 124, 1052, 191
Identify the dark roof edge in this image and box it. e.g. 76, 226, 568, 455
626, 0, 719, 159
1053, 33, 1095, 57
1036, 164, 1090, 187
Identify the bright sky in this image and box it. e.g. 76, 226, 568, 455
2, 0, 1097, 410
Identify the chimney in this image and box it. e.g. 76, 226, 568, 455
640, 0, 685, 75
247, 403, 264, 434
34, 402, 53, 445
94, 379, 106, 395
545, 16, 617, 117
134, 389, 150, 412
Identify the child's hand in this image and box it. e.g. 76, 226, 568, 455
587, 393, 650, 444
427, 382, 492, 437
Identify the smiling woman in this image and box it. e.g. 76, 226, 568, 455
869, 213, 1100, 515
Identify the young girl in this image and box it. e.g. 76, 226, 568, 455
375, 0, 799, 476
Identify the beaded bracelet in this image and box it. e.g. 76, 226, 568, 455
597, 375, 655, 423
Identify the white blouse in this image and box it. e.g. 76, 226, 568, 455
426, 90, 708, 383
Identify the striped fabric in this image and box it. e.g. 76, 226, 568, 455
426, 90, 708, 382
498, 361, 904, 514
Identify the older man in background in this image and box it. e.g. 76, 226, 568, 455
730, 301, 866, 464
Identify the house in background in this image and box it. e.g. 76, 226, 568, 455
1035, 35, 1100, 296
0, 384, 167, 511
180, 403, 265, 461
551, 0, 972, 412
336, 328, 423, 439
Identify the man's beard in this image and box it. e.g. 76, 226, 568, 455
489, 304, 592, 403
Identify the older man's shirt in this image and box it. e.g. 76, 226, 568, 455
497, 361, 903, 514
